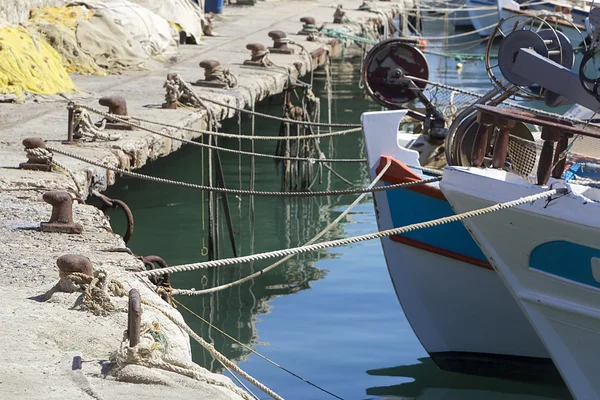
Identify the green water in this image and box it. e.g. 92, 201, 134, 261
103, 21, 573, 400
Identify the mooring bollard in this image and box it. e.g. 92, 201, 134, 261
268, 31, 294, 54
55, 254, 93, 293
98, 96, 133, 130
243, 43, 271, 67
298, 17, 318, 35
20, 138, 52, 171
57, 254, 94, 277
333, 5, 345, 23
40, 191, 83, 234
128, 289, 142, 347
194, 60, 229, 89
163, 73, 179, 110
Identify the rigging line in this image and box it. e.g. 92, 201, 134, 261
173, 299, 344, 400
44, 145, 440, 197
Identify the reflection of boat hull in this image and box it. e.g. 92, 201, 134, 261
441, 167, 600, 399
362, 110, 552, 379
467, 0, 499, 37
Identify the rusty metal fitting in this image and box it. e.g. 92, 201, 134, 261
94, 192, 134, 244
243, 43, 272, 67
199, 60, 221, 81
40, 191, 83, 234
99, 96, 128, 116
192, 60, 231, 89
333, 5, 345, 23
163, 73, 179, 110
20, 137, 52, 171
268, 31, 294, 54
57, 254, 93, 277
98, 96, 133, 130
55, 254, 93, 293
138, 255, 172, 304
128, 289, 142, 347
298, 17, 318, 35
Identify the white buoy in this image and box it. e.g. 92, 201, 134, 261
456, 62, 463, 70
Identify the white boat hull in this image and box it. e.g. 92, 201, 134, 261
441, 167, 600, 399
361, 111, 552, 378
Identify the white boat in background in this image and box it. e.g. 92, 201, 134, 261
498, 0, 589, 47
449, 0, 473, 28
466, 0, 499, 37
361, 109, 554, 379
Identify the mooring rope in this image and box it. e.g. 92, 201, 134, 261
141, 299, 284, 400
66, 105, 365, 164
184, 90, 361, 128
137, 188, 566, 277
44, 145, 439, 196
172, 160, 393, 296
72, 103, 362, 141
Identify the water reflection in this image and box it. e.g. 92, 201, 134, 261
104, 59, 377, 373
366, 358, 572, 400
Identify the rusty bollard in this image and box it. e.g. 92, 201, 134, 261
20, 138, 52, 172
163, 73, 179, 110
193, 60, 229, 89
128, 289, 142, 347
98, 96, 133, 130
268, 31, 294, 54
56, 254, 93, 292
333, 5, 345, 23
298, 17, 318, 35
40, 191, 83, 234
243, 43, 272, 67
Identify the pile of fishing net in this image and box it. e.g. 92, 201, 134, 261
0, 0, 206, 101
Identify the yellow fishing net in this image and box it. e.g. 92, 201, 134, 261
28, 6, 106, 76
0, 25, 77, 101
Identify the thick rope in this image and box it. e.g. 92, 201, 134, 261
74, 109, 121, 141
72, 104, 361, 141
174, 299, 343, 399
137, 188, 566, 277
141, 300, 284, 400
45, 145, 440, 197
25, 148, 83, 195
187, 89, 360, 128
67, 106, 364, 163
172, 161, 393, 296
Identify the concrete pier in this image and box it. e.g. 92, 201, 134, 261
0, 0, 404, 398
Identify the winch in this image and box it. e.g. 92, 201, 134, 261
362, 38, 447, 138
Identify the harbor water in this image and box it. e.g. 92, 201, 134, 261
103, 19, 573, 400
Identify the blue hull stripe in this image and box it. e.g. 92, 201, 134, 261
385, 185, 488, 263
530, 241, 600, 288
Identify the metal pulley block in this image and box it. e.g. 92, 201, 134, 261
362, 38, 429, 107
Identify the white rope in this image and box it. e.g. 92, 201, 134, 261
172, 160, 393, 296
44, 145, 439, 196
74, 109, 121, 141
137, 188, 566, 277
141, 300, 284, 400
25, 148, 82, 195
72, 104, 361, 141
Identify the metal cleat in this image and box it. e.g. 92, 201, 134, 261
243, 43, 272, 67
192, 60, 230, 89
268, 31, 294, 54
97, 96, 133, 131
20, 138, 51, 172
298, 17, 319, 35
40, 191, 83, 234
